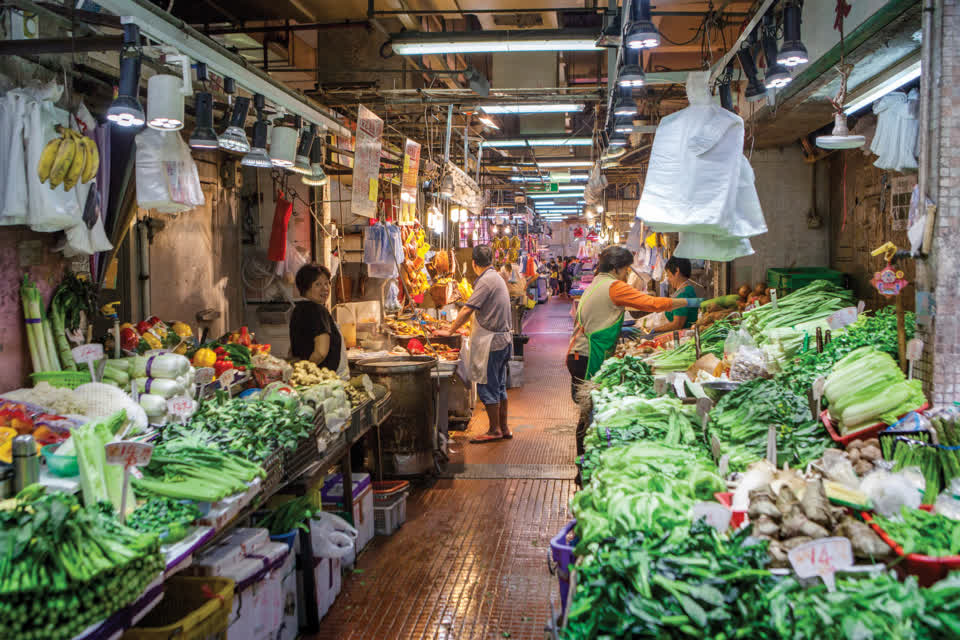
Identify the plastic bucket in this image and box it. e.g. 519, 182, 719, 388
548, 519, 577, 614
270, 530, 298, 552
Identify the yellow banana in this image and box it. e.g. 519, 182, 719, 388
80, 136, 99, 183
37, 137, 61, 183
63, 131, 86, 191
48, 130, 76, 189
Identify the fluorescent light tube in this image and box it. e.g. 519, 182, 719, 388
558, 185, 585, 191
844, 61, 921, 114
537, 161, 593, 167
481, 103, 585, 114
392, 35, 601, 55
477, 116, 500, 129
481, 138, 593, 148
529, 193, 584, 199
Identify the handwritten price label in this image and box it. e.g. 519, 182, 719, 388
691, 502, 732, 532
194, 367, 215, 385
166, 396, 197, 423
71, 343, 104, 364
788, 537, 853, 591
105, 441, 154, 468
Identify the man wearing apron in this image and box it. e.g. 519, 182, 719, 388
435, 245, 514, 443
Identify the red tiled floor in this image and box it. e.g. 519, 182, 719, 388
310, 298, 578, 639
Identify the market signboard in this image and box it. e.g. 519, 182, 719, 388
400, 138, 421, 225
351, 105, 383, 218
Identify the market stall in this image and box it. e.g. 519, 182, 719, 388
546, 277, 960, 637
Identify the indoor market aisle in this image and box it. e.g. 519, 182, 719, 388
311, 297, 578, 640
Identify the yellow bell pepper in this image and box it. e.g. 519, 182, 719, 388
192, 347, 217, 368
171, 322, 193, 338
0, 427, 16, 463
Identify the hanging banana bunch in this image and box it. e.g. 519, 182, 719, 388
37, 125, 100, 191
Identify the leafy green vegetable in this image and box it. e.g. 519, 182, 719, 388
127, 497, 202, 541
708, 378, 831, 471
133, 439, 264, 502
563, 521, 777, 639
646, 320, 733, 373
873, 507, 960, 557
257, 497, 316, 535
590, 356, 655, 395
0, 486, 165, 640
742, 280, 855, 342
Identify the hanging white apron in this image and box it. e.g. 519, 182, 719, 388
335, 331, 350, 380
464, 317, 512, 384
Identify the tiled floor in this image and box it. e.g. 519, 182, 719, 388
311, 297, 579, 640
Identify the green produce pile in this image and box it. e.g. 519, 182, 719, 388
708, 378, 832, 471
133, 439, 264, 502
572, 442, 725, 551
646, 320, 733, 373
161, 395, 313, 463
776, 307, 914, 396
257, 496, 315, 535
872, 507, 960, 557
0, 485, 165, 640
891, 439, 944, 505
127, 497, 202, 543
767, 571, 960, 638
742, 280, 855, 342
590, 356, 655, 395
564, 521, 778, 639
824, 346, 926, 436
74, 410, 136, 516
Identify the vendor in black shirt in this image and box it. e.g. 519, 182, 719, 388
290, 264, 348, 378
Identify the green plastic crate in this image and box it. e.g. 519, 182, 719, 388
767, 268, 847, 295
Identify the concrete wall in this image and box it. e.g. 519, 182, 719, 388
732, 146, 831, 286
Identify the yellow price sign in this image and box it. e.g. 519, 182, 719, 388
368, 178, 379, 201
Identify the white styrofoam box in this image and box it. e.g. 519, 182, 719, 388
321, 473, 375, 558
223, 528, 270, 556
277, 549, 298, 640
191, 542, 247, 577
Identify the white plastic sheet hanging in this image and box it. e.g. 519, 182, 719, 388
635, 72, 766, 246
135, 128, 205, 214
870, 90, 919, 172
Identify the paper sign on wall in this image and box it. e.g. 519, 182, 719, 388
400, 139, 421, 225
351, 105, 383, 218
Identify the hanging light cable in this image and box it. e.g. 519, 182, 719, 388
737, 34, 768, 102
778, 0, 809, 67
291, 123, 317, 174
107, 23, 145, 128
241, 94, 272, 167
624, 0, 660, 49
761, 12, 792, 89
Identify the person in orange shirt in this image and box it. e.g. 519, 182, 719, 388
566, 246, 701, 457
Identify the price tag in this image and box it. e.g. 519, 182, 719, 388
672, 373, 687, 399
692, 502, 732, 532
166, 395, 197, 424
718, 453, 730, 478
106, 441, 154, 467
105, 441, 154, 523
766, 424, 777, 464
72, 343, 104, 364
653, 377, 668, 396
812, 376, 826, 416
72, 343, 104, 382
769, 289, 778, 309
194, 367, 215, 385
788, 537, 854, 591
710, 434, 723, 464
906, 338, 924, 361
827, 306, 859, 330
218, 368, 238, 389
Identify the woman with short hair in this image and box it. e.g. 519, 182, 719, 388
290, 264, 349, 378
566, 246, 702, 455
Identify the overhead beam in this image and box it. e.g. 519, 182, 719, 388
708, 0, 777, 81
93, 0, 351, 137
197, 21, 370, 35
0, 35, 123, 55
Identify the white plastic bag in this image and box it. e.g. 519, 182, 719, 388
24, 95, 83, 232
0, 92, 28, 225
136, 128, 204, 213
310, 511, 357, 559
871, 90, 919, 172
675, 232, 754, 261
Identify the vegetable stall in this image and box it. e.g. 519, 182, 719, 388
1, 268, 404, 638
550, 280, 960, 638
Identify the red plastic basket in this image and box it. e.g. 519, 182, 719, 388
820, 404, 930, 447
372, 480, 410, 506
862, 506, 960, 587
713, 492, 748, 530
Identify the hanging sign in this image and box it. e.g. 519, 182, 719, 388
351, 105, 383, 218
399, 139, 421, 225
527, 183, 559, 193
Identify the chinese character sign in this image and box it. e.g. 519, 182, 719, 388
400, 139, 421, 225
351, 105, 384, 218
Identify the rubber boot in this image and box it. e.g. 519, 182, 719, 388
499, 399, 512, 438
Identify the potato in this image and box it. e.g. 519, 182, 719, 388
863, 438, 881, 450
848, 438, 865, 450
848, 448, 861, 464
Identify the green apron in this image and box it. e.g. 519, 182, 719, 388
576, 275, 625, 379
